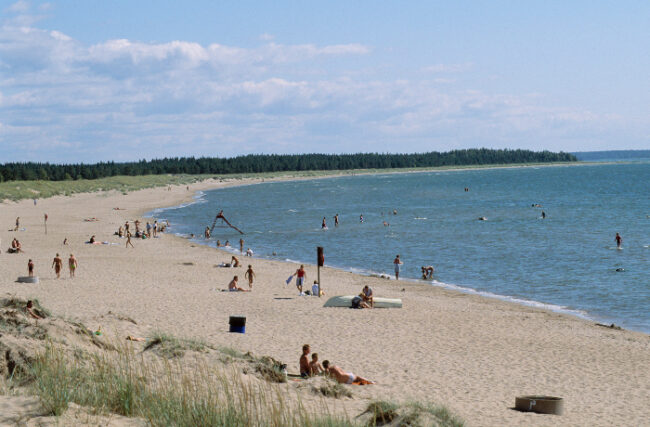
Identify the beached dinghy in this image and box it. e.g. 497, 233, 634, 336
323, 295, 402, 308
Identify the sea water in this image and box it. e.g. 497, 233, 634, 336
151, 163, 650, 333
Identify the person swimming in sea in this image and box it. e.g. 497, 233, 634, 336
322, 217, 327, 229
359, 214, 364, 223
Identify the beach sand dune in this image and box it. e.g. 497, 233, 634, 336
1, 180, 648, 426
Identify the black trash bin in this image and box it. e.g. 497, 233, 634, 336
229, 316, 246, 333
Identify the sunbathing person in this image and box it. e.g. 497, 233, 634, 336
231, 255, 241, 267
11, 238, 23, 253
25, 300, 43, 320
310, 353, 324, 375
228, 275, 249, 292
299, 344, 312, 378
322, 360, 374, 385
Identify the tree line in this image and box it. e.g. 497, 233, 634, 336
0, 149, 576, 182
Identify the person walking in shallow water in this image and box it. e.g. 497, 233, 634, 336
615, 232, 622, 248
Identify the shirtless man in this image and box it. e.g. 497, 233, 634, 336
228, 275, 249, 292
52, 253, 63, 279
239, 238, 244, 254
360, 285, 374, 307
245, 265, 255, 289
28, 259, 34, 277
334, 214, 339, 227
615, 232, 622, 248
68, 254, 78, 278
231, 255, 241, 267
322, 217, 327, 229
421, 266, 434, 279
204, 227, 211, 239
299, 344, 312, 377
322, 360, 374, 384
15, 217, 20, 231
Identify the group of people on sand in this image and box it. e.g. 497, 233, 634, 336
228, 265, 256, 292
115, 219, 169, 248
8, 238, 23, 253
299, 344, 374, 384
351, 285, 374, 308
26, 253, 78, 279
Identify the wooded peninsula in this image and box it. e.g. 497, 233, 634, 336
1, 149, 576, 182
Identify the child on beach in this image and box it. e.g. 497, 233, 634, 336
245, 265, 255, 289
310, 353, 324, 375
28, 259, 34, 277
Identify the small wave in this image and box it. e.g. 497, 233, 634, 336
429, 280, 591, 320
414, 217, 427, 220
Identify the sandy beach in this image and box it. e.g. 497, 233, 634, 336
1, 177, 648, 427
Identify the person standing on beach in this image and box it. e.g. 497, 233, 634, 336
393, 255, 403, 280
239, 238, 244, 254
52, 253, 62, 279
245, 265, 255, 289
293, 265, 307, 294
615, 233, 622, 248
15, 217, 20, 231
126, 231, 134, 248
28, 259, 34, 277
68, 254, 78, 278
334, 214, 339, 227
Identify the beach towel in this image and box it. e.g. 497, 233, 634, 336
285, 275, 293, 285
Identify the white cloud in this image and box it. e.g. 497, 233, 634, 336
422, 63, 473, 73
0, 17, 642, 162
7, 0, 30, 13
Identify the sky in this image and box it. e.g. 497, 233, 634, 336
0, 0, 648, 163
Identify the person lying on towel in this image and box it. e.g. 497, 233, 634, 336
322, 360, 374, 385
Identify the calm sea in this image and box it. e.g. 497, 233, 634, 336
151, 163, 650, 333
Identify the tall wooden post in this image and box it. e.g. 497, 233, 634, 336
317, 246, 324, 297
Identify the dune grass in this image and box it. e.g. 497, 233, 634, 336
30, 344, 352, 426
363, 400, 465, 427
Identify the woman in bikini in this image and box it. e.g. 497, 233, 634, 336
68, 254, 78, 277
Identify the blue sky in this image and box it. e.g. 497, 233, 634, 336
1, 0, 648, 163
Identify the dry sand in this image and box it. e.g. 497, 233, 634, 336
1, 177, 648, 426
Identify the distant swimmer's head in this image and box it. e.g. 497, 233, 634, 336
615, 268, 625, 272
